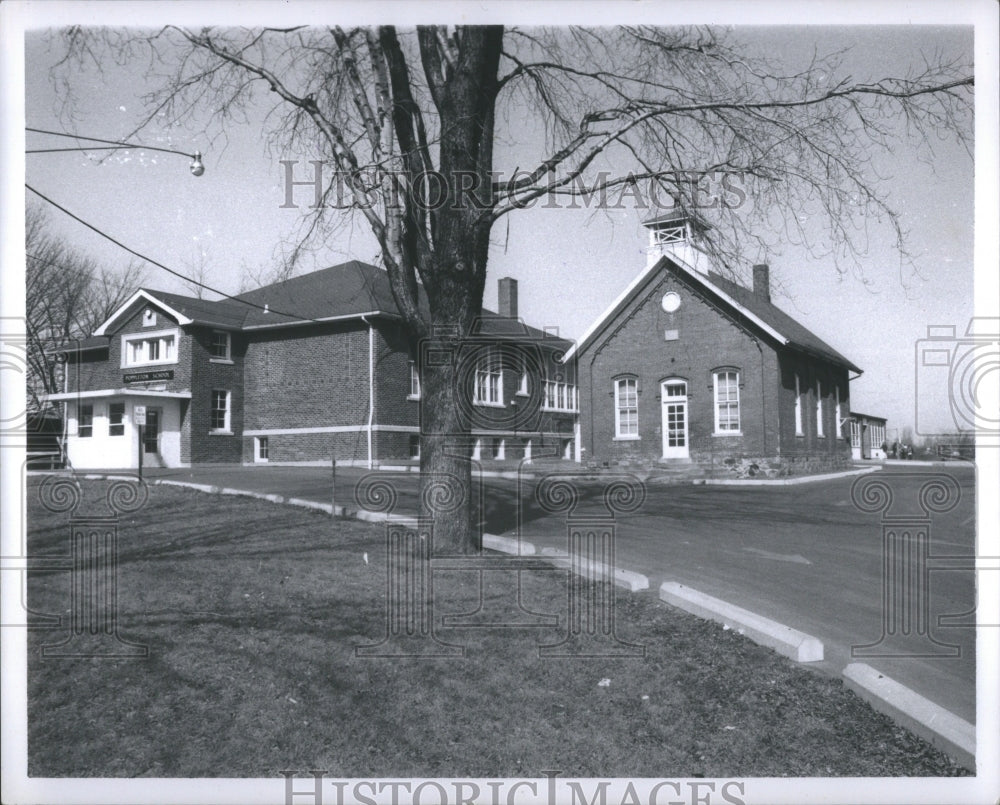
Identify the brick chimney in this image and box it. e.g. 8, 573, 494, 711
752, 264, 771, 303
498, 277, 518, 318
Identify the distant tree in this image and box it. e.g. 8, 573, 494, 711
25, 203, 145, 412
180, 250, 211, 299
53, 25, 973, 552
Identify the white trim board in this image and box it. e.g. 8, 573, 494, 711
93, 290, 195, 335
562, 253, 787, 362
43, 388, 193, 401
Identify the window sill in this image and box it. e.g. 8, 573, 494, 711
515, 391, 529, 397
208, 430, 234, 436
712, 431, 743, 437
209, 358, 234, 365
406, 394, 421, 401
613, 435, 641, 441
473, 400, 506, 409
122, 361, 178, 369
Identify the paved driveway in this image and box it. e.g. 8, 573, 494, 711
135, 462, 977, 723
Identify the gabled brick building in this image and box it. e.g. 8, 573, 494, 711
46, 262, 577, 469
567, 216, 864, 475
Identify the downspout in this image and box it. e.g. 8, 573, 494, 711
362, 316, 374, 470
751, 337, 767, 456
61, 348, 69, 466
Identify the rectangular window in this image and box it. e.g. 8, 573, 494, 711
850, 420, 862, 448
542, 378, 578, 412
409, 361, 421, 399
714, 371, 740, 433
210, 390, 231, 432
474, 349, 503, 406
122, 329, 178, 368
408, 434, 421, 460
109, 402, 125, 436
491, 437, 505, 460
794, 374, 803, 435
615, 378, 639, 438
78, 404, 93, 438
255, 436, 269, 462
209, 330, 231, 360
816, 380, 825, 437
517, 354, 529, 396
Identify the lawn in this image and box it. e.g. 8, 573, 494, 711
26, 479, 969, 778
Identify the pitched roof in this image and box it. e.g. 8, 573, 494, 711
234, 260, 403, 328
144, 290, 250, 329
564, 254, 862, 373
89, 260, 571, 347
705, 272, 862, 372
48, 335, 110, 355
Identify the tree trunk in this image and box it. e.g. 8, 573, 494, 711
419, 352, 479, 555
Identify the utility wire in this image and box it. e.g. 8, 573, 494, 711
25, 183, 317, 324
26, 126, 197, 158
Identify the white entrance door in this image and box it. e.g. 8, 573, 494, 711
661, 380, 689, 459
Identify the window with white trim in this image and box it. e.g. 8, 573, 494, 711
255, 436, 269, 462
474, 349, 503, 407
850, 420, 862, 448
542, 377, 578, 413
870, 422, 886, 450
210, 390, 231, 432
122, 328, 177, 367
835, 385, 842, 437
109, 402, 125, 436
794, 374, 803, 435
78, 404, 93, 438
409, 361, 421, 399
517, 354, 529, 396
614, 377, 639, 438
816, 380, 825, 437
714, 371, 740, 433
209, 330, 231, 360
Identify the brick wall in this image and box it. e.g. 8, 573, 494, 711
776, 351, 852, 462
243, 323, 370, 430
579, 268, 781, 467
188, 326, 244, 464
66, 305, 193, 393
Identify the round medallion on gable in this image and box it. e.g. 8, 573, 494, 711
661, 291, 681, 313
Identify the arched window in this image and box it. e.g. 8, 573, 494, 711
714, 370, 740, 433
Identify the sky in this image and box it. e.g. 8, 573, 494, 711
8, 4, 996, 441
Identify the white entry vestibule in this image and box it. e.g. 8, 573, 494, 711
44, 389, 191, 469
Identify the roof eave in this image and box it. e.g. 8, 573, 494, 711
240, 310, 397, 331
93, 290, 195, 336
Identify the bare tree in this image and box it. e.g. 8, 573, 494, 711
52, 25, 973, 552
26, 203, 145, 412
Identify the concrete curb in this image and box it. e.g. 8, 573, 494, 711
482, 533, 537, 556
541, 548, 651, 592
700, 465, 882, 486
658, 581, 823, 663
843, 663, 975, 771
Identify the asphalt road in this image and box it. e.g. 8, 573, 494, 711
126, 462, 977, 723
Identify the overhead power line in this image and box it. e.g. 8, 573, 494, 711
25, 183, 315, 324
